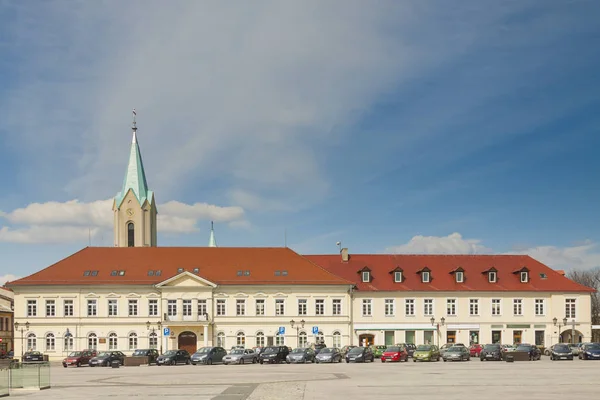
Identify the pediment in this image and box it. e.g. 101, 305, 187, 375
155, 271, 216, 288
107, 293, 121, 298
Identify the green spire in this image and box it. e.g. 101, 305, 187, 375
208, 221, 217, 247
115, 112, 154, 208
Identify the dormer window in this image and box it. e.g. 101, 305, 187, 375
488, 271, 497, 283
422, 271, 430, 283
520, 271, 528, 283
455, 271, 464, 283
394, 271, 403, 283
362, 271, 370, 282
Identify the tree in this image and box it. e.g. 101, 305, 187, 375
567, 269, 600, 342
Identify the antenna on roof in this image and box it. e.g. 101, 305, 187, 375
336, 241, 342, 253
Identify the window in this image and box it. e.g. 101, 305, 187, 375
299, 331, 308, 347
27, 300, 37, 317
535, 299, 545, 316
237, 270, 243, 276
256, 331, 265, 347
317, 331, 324, 344
183, 300, 192, 316
455, 271, 464, 283
565, 298, 576, 318
236, 299, 246, 316
275, 299, 285, 315
193, 268, 199, 274
520, 271, 528, 283
88, 333, 98, 350
275, 335, 285, 346
83, 271, 90, 276
64, 334, 73, 351
108, 299, 118, 316
298, 299, 307, 316
394, 271, 403, 283
45, 300, 55, 317
45, 333, 55, 351
362, 271, 370, 282
149, 299, 158, 316
236, 332, 245, 346
217, 299, 226, 316
424, 299, 433, 316
422, 271, 430, 283
446, 299, 456, 316
149, 332, 158, 349
87, 300, 97, 316
127, 222, 135, 247
469, 299, 479, 316
332, 299, 342, 315
362, 299, 372, 316
27, 333, 36, 351
108, 333, 118, 350
513, 299, 523, 316
111, 271, 118, 276
333, 331, 341, 348
128, 333, 138, 350
315, 299, 325, 315
91, 270, 98, 276
148, 270, 154, 276
217, 332, 225, 348
167, 300, 177, 316
405, 299, 415, 316
488, 271, 497, 283
282, 270, 288, 276
64, 300, 73, 317
128, 299, 138, 316
385, 299, 395, 316
177, 268, 184, 273
255, 299, 265, 316
491, 299, 501, 315
197, 299, 207, 317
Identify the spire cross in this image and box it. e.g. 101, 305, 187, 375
132, 108, 137, 131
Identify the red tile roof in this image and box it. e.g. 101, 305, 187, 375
304, 254, 594, 293
7, 247, 352, 287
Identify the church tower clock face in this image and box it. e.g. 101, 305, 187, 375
126, 208, 135, 216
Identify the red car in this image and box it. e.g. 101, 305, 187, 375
62, 349, 97, 367
469, 344, 483, 357
381, 345, 409, 362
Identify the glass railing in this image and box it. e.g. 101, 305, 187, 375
9, 361, 51, 390
0, 367, 9, 396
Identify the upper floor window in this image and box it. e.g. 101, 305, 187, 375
217, 299, 226, 316
255, 299, 265, 316
446, 299, 456, 316
423, 299, 433, 316
520, 271, 529, 283
469, 299, 479, 316
488, 271, 497, 283
384, 299, 394, 316
108, 299, 118, 316
565, 298, 576, 318
167, 300, 177, 316
87, 299, 97, 316
491, 299, 501, 315
394, 271, 403, 283
27, 300, 37, 317
332, 299, 342, 315
183, 300, 192, 316
362, 271, 370, 282
149, 299, 158, 316
197, 299, 207, 317
298, 299, 307, 316
45, 300, 55, 317
535, 299, 545, 316
128, 299, 138, 316
455, 271, 464, 283
362, 299, 372, 316
315, 299, 325, 315
236, 299, 246, 316
64, 300, 73, 317
513, 299, 523, 316
275, 299, 285, 315
422, 271, 430, 283
127, 222, 135, 247
405, 299, 415, 316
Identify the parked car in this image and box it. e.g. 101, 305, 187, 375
89, 351, 125, 367
223, 348, 256, 364
442, 346, 470, 362
316, 347, 342, 363
550, 344, 574, 361
515, 344, 541, 360
156, 349, 191, 365
62, 350, 97, 367
405, 344, 417, 358
480, 344, 502, 361
22, 351, 45, 362
369, 345, 386, 358
132, 348, 160, 364
191, 347, 227, 365
252, 347, 265, 356
340, 345, 357, 358
469, 344, 483, 357
345, 346, 374, 363
259, 346, 289, 364
413, 345, 440, 362
579, 343, 600, 360
229, 345, 245, 353
287, 347, 316, 363
502, 344, 517, 353
381, 345, 409, 363
313, 343, 327, 355
570, 343, 583, 356
544, 344, 556, 356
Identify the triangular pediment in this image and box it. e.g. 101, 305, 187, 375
155, 271, 216, 288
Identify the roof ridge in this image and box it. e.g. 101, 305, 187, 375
294, 250, 355, 286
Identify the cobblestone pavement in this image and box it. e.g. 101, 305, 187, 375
8, 357, 600, 399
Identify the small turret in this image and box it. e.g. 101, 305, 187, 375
208, 221, 217, 247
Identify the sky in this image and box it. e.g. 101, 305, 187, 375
0, 0, 599, 284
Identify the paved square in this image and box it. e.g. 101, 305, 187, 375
9, 358, 600, 399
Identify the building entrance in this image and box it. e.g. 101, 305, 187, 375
359, 334, 374, 346
178, 331, 197, 355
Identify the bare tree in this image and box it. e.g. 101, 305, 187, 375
567, 269, 600, 342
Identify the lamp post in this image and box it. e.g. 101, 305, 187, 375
571, 319, 576, 344
553, 317, 568, 344
146, 321, 163, 353
290, 319, 305, 348
430, 317, 445, 346
13, 321, 30, 358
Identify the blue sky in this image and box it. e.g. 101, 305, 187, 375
0, 0, 599, 283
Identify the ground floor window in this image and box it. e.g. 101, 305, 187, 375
275, 335, 285, 346
423, 331, 434, 345
217, 332, 225, 348
535, 330, 544, 346
299, 331, 307, 348
46, 333, 55, 351
237, 332, 245, 346
129, 333, 138, 350
405, 331, 415, 345
88, 333, 98, 350
149, 332, 158, 349
27, 333, 37, 351
492, 330, 501, 344
256, 332, 265, 347
332, 331, 341, 348
316, 332, 324, 345
446, 330, 456, 344
64, 335, 73, 351
469, 330, 479, 345
513, 330, 522, 345
108, 333, 118, 350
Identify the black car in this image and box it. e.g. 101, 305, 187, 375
515, 344, 541, 360
480, 344, 502, 361
550, 344, 574, 361
397, 343, 416, 358
191, 347, 227, 365
132, 349, 160, 364
89, 351, 125, 367
313, 343, 327, 355
345, 346, 374, 363
579, 343, 600, 360
315, 347, 342, 363
259, 346, 289, 364
22, 351, 45, 362
286, 347, 316, 363
156, 349, 191, 365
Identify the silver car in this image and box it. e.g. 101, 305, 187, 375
442, 346, 470, 362
222, 349, 257, 365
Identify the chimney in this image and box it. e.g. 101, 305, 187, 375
341, 247, 349, 262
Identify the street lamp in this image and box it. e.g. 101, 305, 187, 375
290, 319, 305, 347
146, 321, 163, 352
430, 317, 445, 346
553, 317, 568, 343
571, 319, 576, 344
14, 321, 30, 358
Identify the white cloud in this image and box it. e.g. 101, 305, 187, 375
386, 233, 600, 271
0, 199, 246, 243
0, 274, 21, 286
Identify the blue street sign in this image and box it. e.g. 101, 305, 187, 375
163, 327, 170, 336
278, 326, 285, 335
312, 326, 319, 335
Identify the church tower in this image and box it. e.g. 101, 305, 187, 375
112, 110, 157, 247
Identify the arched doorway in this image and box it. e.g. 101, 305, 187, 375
178, 331, 197, 354
358, 334, 374, 347
561, 329, 583, 344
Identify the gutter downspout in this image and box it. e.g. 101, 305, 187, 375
349, 285, 354, 346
